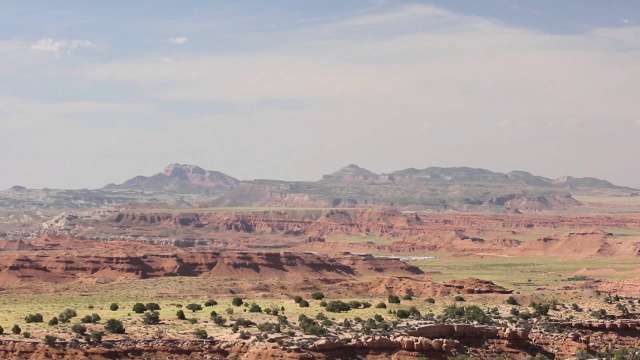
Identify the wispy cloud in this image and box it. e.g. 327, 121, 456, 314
168, 37, 188, 45
620, 18, 633, 25
30, 38, 94, 53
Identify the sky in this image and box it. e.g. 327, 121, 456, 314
1, 0, 639, 189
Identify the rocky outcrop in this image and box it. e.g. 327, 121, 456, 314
0, 238, 423, 283
351, 277, 512, 297
308, 335, 460, 353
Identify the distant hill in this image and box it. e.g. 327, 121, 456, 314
0, 163, 636, 212
103, 164, 239, 194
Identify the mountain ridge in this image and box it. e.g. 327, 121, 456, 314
0, 163, 636, 212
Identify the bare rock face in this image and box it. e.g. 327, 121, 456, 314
409, 324, 528, 341
0, 237, 423, 283
308, 336, 458, 353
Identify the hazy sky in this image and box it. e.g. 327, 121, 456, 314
1, 1, 639, 189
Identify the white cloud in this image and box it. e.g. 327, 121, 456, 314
168, 37, 188, 44
30, 38, 94, 53
620, 18, 633, 25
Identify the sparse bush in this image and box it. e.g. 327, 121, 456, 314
58, 308, 77, 323
325, 300, 351, 313
311, 291, 324, 300
204, 299, 217, 307
571, 303, 582, 312
81, 314, 101, 324
132, 303, 147, 314
362, 301, 371, 308
22, 331, 30, 338
396, 309, 411, 318
11, 324, 21, 334
348, 300, 362, 309
186, 303, 203, 312
293, 296, 303, 304
25, 313, 43, 323
249, 303, 263, 313
232, 297, 243, 306
110, 303, 119, 311
213, 315, 227, 326
90, 331, 103, 344
43, 335, 57, 345
193, 329, 208, 339
142, 311, 160, 325
226, 308, 234, 315
177, 310, 186, 320
454, 295, 465, 302
425, 298, 435, 304
299, 300, 310, 308
0, 326, 3, 335
71, 324, 87, 335
402, 295, 413, 301
145, 303, 161, 311
441, 304, 491, 324
48, 317, 59, 326
510, 308, 520, 316
105, 319, 125, 334
388, 294, 401, 304
506, 296, 518, 305
375, 302, 387, 309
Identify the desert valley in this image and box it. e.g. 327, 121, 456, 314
0, 164, 638, 359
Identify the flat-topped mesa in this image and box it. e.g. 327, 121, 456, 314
321, 164, 380, 183
163, 164, 238, 188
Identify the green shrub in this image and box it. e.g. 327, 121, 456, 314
81, 314, 101, 324
396, 309, 411, 318
293, 296, 303, 304
145, 303, 161, 311
24, 313, 43, 323
43, 335, 57, 345
132, 303, 147, 313
90, 331, 103, 344
204, 299, 217, 307
193, 329, 208, 339
454, 295, 465, 302
213, 315, 227, 326
11, 324, 21, 334
249, 303, 262, 313
299, 300, 310, 308
311, 291, 324, 300
402, 295, 413, 301
105, 319, 125, 334
22, 331, 30, 339
375, 302, 387, 309
48, 317, 59, 326
177, 310, 186, 320
425, 298, 436, 304
72, 324, 87, 335
110, 303, 119, 311
388, 294, 401, 304
186, 303, 203, 312
325, 300, 351, 313
506, 296, 518, 305
232, 297, 243, 306
58, 308, 77, 323
348, 300, 362, 309
142, 311, 160, 325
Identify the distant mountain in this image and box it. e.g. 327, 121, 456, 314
0, 163, 636, 212
104, 164, 239, 193
381, 166, 629, 190
322, 164, 379, 183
